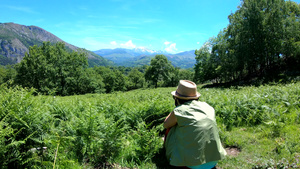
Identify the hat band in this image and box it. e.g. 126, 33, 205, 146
175, 91, 197, 98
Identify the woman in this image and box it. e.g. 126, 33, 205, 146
164, 80, 226, 169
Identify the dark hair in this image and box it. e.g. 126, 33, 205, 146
173, 96, 198, 107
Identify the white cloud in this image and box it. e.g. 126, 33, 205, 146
165, 43, 177, 53
110, 41, 117, 45
164, 41, 171, 45
197, 42, 200, 44
120, 40, 136, 49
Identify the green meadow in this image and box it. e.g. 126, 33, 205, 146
1, 82, 299, 168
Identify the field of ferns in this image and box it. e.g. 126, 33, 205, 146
0, 82, 299, 168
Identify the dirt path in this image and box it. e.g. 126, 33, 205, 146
216, 147, 241, 169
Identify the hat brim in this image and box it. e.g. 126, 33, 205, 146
171, 91, 201, 100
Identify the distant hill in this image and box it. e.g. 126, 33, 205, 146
94, 48, 196, 69
0, 22, 112, 66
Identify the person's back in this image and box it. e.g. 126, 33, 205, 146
164, 80, 226, 169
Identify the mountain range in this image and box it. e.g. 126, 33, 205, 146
94, 48, 196, 68
0, 22, 196, 68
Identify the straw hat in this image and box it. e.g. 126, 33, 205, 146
171, 80, 200, 100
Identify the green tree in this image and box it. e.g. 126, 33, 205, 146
178, 69, 194, 82
164, 67, 179, 87
127, 68, 145, 90
114, 69, 127, 92
203, 0, 300, 83
194, 40, 213, 83
0, 65, 16, 85
210, 29, 238, 83
144, 55, 174, 87
77, 68, 106, 94
14, 42, 99, 95
93, 66, 111, 93
281, 1, 300, 72
93, 66, 122, 93
227, 0, 267, 77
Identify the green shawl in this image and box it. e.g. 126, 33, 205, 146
165, 100, 227, 166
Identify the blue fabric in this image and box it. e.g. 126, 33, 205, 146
187, 161, 218, 169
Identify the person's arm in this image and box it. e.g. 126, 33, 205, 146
163, 111, 177, 129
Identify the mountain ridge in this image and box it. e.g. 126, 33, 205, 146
93, 48, 196, 68
0, 22, 112, 66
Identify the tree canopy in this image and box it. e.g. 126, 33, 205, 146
145, 54, 175, 87
194, 0, 300, 84
11, 46, 192, 95
15, 42, 104, 95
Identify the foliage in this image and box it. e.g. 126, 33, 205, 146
14, 42, 105, 95
1, 81, 300, 168
2, 56, 192, 95
0, 85, 53, 168
3, 57, 190, 96
194, 0, 300, 84
145, 54, 175, 88
204, 83, 300, 130
127, 68, 146, 90
0, 42, 192, 95
0, 55, 15, 66
194, 40, 214, 83
0, 65, 16, 85
92, 66, 130, 93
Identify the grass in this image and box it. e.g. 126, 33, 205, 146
0, 82, 299, 168
218, 124, 300, 168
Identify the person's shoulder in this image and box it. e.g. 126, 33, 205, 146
173, 102, 191, 115
193, 100, 211, 106
193, 100, 215, 111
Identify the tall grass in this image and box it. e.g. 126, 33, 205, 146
0, 82, 299, 168
202, 83, 300, 129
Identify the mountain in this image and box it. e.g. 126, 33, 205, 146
0, 22, 112, 66
0, 22, 196, 68
166, 50, 196, 69
95, 47, 158, 56
93, 47, 168, 64
94, 48, 196, 68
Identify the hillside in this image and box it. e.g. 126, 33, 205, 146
0, 22, 112, 66
94, 48, 196, 68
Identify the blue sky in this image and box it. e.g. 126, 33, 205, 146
1, 0, 299, 53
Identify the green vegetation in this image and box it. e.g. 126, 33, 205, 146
14, 42, 98, 95
3, 43, 193, 95
0, 82, 299, 168
0, 65, 16, 84
145, 55, 176, 88
194, 0, 300, 84
0, 55, 15, 67
1, 0, 299, 168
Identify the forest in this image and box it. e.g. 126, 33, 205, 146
0, 41, 194, 96
0, 0, 299, 168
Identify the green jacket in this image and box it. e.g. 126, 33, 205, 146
165, 100, 227, 166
